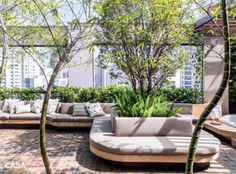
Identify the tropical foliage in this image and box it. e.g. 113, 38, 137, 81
115, 94, 184, 117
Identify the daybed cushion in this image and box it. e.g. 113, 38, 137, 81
113, 117, 193, 136
47, 114, 93, 122
8, 113, 41, 120
90, 117, 221, 155
0, 113, 10, 120
60, 103, 74, 114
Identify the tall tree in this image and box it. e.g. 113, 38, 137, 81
1, 1, 93, 173
0, 0, 9, 84
94, 0, 194, 97
31, 0, 93, 173
186, 0, 230, 173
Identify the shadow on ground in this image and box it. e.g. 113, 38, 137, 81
0, 129, 235, 174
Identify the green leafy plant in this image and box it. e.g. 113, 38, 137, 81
115, 94, 183, 117
152, 97, 184, 117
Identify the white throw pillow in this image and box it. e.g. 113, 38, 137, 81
31, 99, 59, 114
86, 103, 105, 117
47, 99, 59, 114
15, 104, 31, 114
2, 99, 20, 113
31, 100, 43, 114
9, 101, 24, 114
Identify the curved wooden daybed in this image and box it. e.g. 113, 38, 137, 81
89, 117, 221, 164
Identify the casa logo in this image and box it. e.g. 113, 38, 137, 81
4, 161, 25, 168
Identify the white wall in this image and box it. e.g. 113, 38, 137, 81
68, 48, 94, 87
204, 36, 229, 114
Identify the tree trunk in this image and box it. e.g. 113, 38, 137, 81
40, 60, 64, 174
0, 0, 9, 84
185, 0, 230, 173
39, 30, 83, 173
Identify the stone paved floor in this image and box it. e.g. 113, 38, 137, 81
0, 129, 236, 174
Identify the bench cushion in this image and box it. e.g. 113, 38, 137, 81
47, 114, 93, 122
8, 113, 41, 120
90, 117, 221, 156
114, 117, 193, 136
0, 113, 10, 120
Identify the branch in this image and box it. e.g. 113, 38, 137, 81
193, 0, 226, 39
33, 0, 62, 58
0, 22, 49, 85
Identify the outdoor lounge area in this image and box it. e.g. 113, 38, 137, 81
0, 100, 235, 173
1, 0, 236, 173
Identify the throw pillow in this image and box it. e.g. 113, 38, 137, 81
0, 101, 4, 110
2, 99, 20, 113
15, 104, 31, 114
47, 99, 59, 114
61, 103, 74, 114
72, 103, 89, 116
9, 101, 24, 114
31, 100, 43, 114
31, 99, 59, 114
86, 103, 105, 117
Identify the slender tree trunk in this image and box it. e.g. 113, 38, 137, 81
40, 59, 64, 174
0, 0, 9, 84
40, 30, 83, 173
185, 0, 230, 173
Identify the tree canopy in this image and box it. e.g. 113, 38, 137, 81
94, 0, 195, 97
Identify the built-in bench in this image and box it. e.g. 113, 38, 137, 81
90, 116, 221, 164
0, 101, 114, 128
0, 101, 197, 128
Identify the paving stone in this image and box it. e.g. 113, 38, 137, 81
0, 129, 235, 173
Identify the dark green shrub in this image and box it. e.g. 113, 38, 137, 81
51, 86, 80, 103
15, 87, 43, 100
0, 86, 202, 104
0, 87, 15, 100
156, 88, 202, 104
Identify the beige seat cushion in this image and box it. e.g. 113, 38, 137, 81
47, 113, 93, 122
114, 117, 193, 136
8, 113, 41, 120
90, 117, 221, 156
